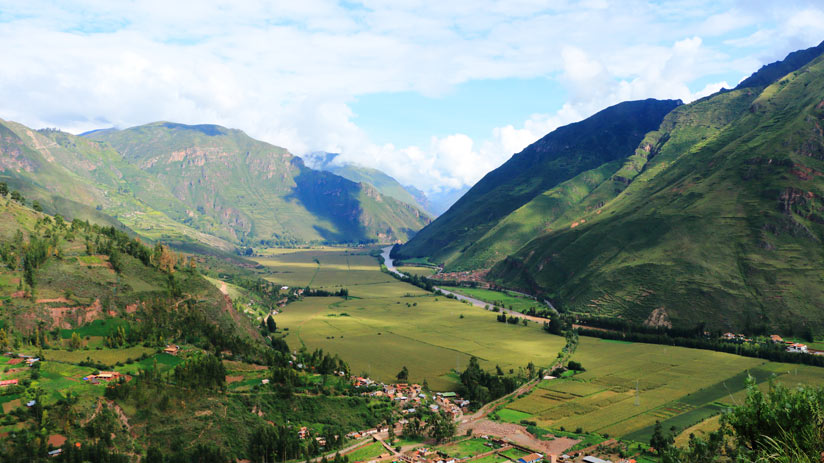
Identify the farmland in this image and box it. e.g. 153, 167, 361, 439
438, 286, 543, 314
497, 336, 824, 444
259, 248, 566, 390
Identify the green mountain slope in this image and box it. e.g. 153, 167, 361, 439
395, 98, 681, 266
324, 163, 431, 215
86, 123, 429, 245
490, 49, 824, 332
0, 119, 233, 250
0, 194, 259, 344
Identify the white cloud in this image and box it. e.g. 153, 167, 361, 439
0, 0, 822, 195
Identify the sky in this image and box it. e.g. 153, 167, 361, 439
1, 1, 824, 196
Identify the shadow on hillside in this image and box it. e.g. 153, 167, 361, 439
287, 162, 371, 243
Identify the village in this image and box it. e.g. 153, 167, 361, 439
318, 376, 638, 463
720, 333, 824, 355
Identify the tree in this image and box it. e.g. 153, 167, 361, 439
650, 420, 673, 454
567, 360, 585, 372
266, 316, 277, 333
10, 190, 23, 202
0, 182, 7, 196
109, 247, 124, 274
426, 411, 456, 443
32, 200, 42, 212
70, 332, 82, 350
397, 365, 409, 382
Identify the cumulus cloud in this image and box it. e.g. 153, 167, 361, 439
0, 0, 822, 194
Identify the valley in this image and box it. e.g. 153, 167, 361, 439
2, 26, 824, 463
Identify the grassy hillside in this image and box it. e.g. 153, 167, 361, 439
489, 52, 824, 332
0, 194, 260, 345
86, 123, 429, 245
396, 99, 681, 266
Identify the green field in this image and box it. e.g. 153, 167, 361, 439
397, 266, 438, 277
497, 336, 824, 443
495, 408, 533, 423
255, 249, 397, 290
59, 318, 130, 339
263, 249, 565, 390
436, 438, 493, 459
439, 286, 542, 313
345, 441, 387, 462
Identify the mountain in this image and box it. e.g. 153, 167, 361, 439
396, 98, 682, 266
0, 119, 430, 248
409, 41, 824, 332
305, 152, 436, 216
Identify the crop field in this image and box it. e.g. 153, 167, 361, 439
254, 249, 395, 289
496, 337, 824, 443
396, 266, 438, 277
438, 286, 542, 313
276, 295, 565, 390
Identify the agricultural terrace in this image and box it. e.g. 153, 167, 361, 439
497, 337, 824, 445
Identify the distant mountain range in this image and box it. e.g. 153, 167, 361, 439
397, 40, 824, 333
0, 121, 430, 249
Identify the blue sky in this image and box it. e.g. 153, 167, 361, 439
0, 0, 823, 194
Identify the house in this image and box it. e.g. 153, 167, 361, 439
788, 343, 809, 353
298, 427, 308, 439
26, 357, 40, 366
439, 392, 457, 398
26, 400, 37, 407
0, 379, 18, 387
96, 371, 120, 380
48, 449, 62, 457
582, 457, 611, 463
164, 344, 179, 355
517, 453, 543, 463
261, 379, 270, 385
770, 335, 784, 343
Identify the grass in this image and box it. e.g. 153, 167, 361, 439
345, 441, 387, 462
59, 318, 130, 339
436, 438, 493, 459
495, 408, 533, 423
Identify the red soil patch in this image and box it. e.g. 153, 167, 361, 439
11, 290, 27, 298
225, 375, 244, 384
6, 358, 23, 365
47, 299, 104, 329
48, 434, 67, 448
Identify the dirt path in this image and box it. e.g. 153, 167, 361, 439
218, 281, 229, 295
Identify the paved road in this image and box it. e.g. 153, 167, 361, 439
381, 246, 547, 323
